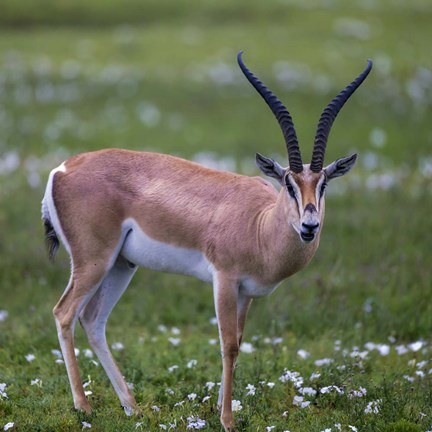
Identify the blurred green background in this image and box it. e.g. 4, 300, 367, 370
0, 1, 431, 430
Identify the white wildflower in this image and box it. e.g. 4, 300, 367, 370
159, 425, 167, 431
293, 395, 311, 408
348, 426, 358, 431
111, 342, 124, 350
231, 400, 242, 411
51, 349, 62, 358
417, 360, 428, 369
314, 358, 333, 367
409, 341, 423, 352
364, 399, 381, 414
0, 383, 8, 399
83, 349, 94, 358
186, 416, 206, 429
30, 379, 41, 386
168, 337, 181, 346
349, 348, 368, 359
205, 381, 216, 391
0, 310, 9, 322
266, 427, 276, 431
187, 393, 197, 401
171, 326, 181, 335
25, 354, 36, 362
174, 400, 184, 407
246, 384, 256, 396
166, 387, 174, 395
267, 382, 275, 389
4, 423, 14, 431
349, 387, 367, 398
310, 372, 321, 380
416, 370, 425, 378
403, 375, 415, 382
272, 337, 283, 345
208, 339, 218, 345
187, 359, 197, 369
334, 424, 341, 431
81, 421, 92, 429
151, 405, 160, 411
74, 348, 80, 356
299, 387, 317, 396
321, 429, 332, 432
127, 382, 134, 390
167, 365, 179, 373
202, 395, 211, 402
320, 385, 344, 395
365, 342, 390, 356
158, 324, 167, 333
240, 342, 255, 353
279, 369, 304, 387
395, 345, 409, 355
209, 317, 218, 325
297, 349, 310, 359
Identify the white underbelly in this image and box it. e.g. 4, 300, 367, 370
120, 219, 214, 283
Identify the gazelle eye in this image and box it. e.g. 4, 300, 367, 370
285, 177, 296, 198
319, 181, 327, 197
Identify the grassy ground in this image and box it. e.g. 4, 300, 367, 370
0, 1, 432, 431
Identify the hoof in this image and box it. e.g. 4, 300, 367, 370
221, 415, 235, 431
123, 405, 141, 417
75, 401, 92, 414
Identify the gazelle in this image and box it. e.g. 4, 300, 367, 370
42, 51, 372, 431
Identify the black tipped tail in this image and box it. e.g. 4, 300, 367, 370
43, 218, 60, 261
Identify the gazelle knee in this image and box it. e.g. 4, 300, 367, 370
53, 305, 73, 335
223, 343, 239, 361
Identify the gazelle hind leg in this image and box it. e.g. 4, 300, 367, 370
79, 256, 138, 415
53, 264, 107, 413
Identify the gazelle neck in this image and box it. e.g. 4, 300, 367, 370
258, 188, 323, 284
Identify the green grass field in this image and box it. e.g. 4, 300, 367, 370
0, 1, 432, 431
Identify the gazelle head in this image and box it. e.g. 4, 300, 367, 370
238, 52, 372, 243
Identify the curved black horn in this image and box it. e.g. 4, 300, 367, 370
237, 51, 303, 173
310, 59, 373, 173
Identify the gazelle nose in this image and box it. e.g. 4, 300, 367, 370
301, 222, 319, 233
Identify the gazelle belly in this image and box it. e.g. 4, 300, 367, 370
120, 218, 214, 283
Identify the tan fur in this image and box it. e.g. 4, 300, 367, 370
48, 148, 326, 431
54, 149, 320, 282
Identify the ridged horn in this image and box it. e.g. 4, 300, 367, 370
310, 59, 373, 173
237, 51, 303, 173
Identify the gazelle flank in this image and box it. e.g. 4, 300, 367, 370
41, 51, 372, 431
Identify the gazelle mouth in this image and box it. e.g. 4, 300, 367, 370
300, 232, 315, 243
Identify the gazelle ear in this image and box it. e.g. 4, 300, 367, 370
256, 152, 286, 182
324, 154, 357, 180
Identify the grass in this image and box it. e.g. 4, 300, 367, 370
1, 0, 432, 431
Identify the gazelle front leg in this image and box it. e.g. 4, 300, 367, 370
217, 292, 253, 409
213, 272, 240, 431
